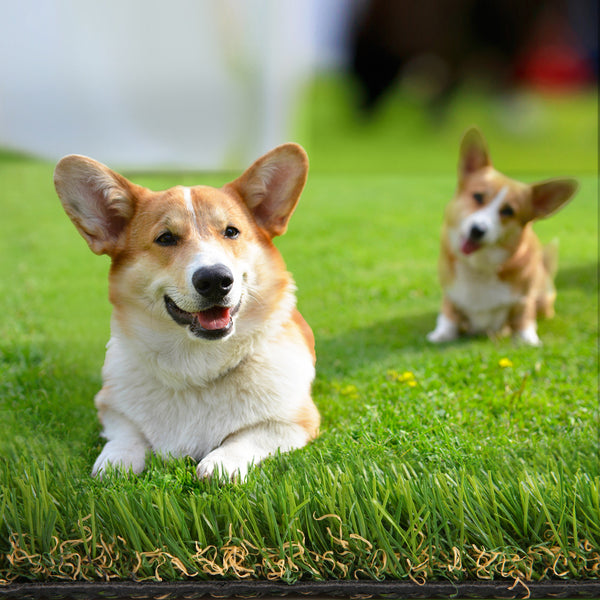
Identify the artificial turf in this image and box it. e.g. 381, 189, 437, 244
0, 78, 598, 586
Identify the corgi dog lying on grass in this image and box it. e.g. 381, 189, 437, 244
428, 128, 577, 346
54, 144, 319, 481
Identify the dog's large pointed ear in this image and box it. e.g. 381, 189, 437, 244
54, 155, 137, 256
459, 127, 491, 179
226, 143, 308, 237
530, 178, 578, 220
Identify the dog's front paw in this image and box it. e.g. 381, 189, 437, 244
515, 325, 542, 347
196, 448, 253, 482
92, 441, 147, 478
427, 328, 458, 343
427, 314, 459, 343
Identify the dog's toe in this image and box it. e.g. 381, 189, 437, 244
426, 330, 443, 343
427, 328, 457, 343
196, 449, 251, 482
427, 314, 459, 343
92, 441, 147, 478
515, 326, 542, 347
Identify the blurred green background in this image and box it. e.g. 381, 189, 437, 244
298, 77, 597, 176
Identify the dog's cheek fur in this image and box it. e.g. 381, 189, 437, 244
238, 236, 293, 327
108, 241, 192, 331
497, 219, 525, 251
108, 256, 168, 335
443, 198, 471, 258
444, 196, 469, 231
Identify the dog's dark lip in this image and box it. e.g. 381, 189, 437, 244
164, 295, 240, 340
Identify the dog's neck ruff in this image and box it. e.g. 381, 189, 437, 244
109, 289, 297, 390
108, 316, 256, 389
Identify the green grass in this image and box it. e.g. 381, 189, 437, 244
0, 79, 598, 585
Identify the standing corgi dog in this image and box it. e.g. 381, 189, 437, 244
54, 144, 319, 480
428, 128, 577, 346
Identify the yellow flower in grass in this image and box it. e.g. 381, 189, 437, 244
340, 384, 359, 399
499, 358, 513, 368
387, 370, 418, 386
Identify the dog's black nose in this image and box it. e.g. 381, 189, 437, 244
469, 224, 486, 240
192, 265, 234, 300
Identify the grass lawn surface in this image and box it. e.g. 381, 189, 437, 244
0, 79, 598, 586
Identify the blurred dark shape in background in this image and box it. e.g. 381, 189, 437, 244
350, 0, 597, 116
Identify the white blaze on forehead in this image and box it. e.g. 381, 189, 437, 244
182, 186, 200, 230
187, 241, 233, 270
180, 186, 231, 270
491, 186, 508, 207
471, 185, 509, 221
458, 185, 511, 251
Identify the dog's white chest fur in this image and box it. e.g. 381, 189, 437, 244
98, 319, 314, 462
447, 259, 518, 333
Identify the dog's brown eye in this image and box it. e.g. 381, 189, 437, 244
500, 205, 514, 217
155, 231, 179, 246
224, 226, 240, 239
473, 192, 485, 205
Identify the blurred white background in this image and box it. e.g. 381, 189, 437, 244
0, 0, 354, 169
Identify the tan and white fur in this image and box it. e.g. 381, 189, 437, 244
428, 128, 577, 346
54, 144, 319, 480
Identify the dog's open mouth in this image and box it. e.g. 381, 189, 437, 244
461, 239, 482, 255
164, 296, 237, 340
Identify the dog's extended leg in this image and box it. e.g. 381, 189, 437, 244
197, 421, 310, 481
509, 299, 542, 346
92, 410, 149, 477
427, 297, 460, 343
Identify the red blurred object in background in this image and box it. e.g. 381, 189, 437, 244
517, 41, 593, 91
515, 8, 595, 92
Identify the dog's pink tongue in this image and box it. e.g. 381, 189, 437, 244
195, 307, 231, 330
461, 239, 481, 255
